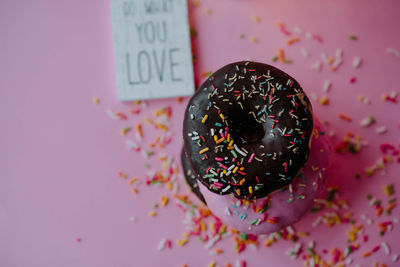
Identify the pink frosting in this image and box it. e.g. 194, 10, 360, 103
198, 118, 332, 234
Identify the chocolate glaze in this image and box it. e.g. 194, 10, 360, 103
183, 61, 313, 199
180, 149, 206, 204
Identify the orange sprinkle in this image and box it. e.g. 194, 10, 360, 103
131, 187, 138, 194
338, 113, 352, 122
277, 48, 285, 62
136, 124, 143, 137
286, 37, 300, 46
362, 251, 372, 258
177, 97, 183, 103
386, 203, 396, 214
376, 206, 383, 216
215, 137, 225, 144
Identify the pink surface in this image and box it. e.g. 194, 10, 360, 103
1, 0, 400, 266
201, 118, 332, 235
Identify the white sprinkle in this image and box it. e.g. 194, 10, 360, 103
360, 116, 375, 127
352, 57, 362, 68
322, 80, 332, 93
376, 126, 387, 135
204, 234, 221, 249
191, 136, 200, 140
225, 206, 232, 216
210, 128, 215, 136
311, 61, 322, 71
393, 254, 399, 262
234, 144, 247, 156
321, 53, 329, 64
312, 216, 322, 227
287, 226, 295, 235
190, 114, 194, 119
157, 238, 167, 251
305, 31, 312, 39
345, 258, 353, 264
390, 91, 398, 98
106, 109, 119, 120
172, 181, 178, 193
387, 48, 400, 58
331, 57, 343, 69
293, 26, 303, 35
222, 185, 231, 193
336, 48, 343, 58
129, 216, 137, 222
301, 48, 309, 57
382, 241, 390, 255
126, 139, 139, 150
210, 169, 218, 176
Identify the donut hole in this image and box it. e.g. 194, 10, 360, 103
228, 112, 265, 144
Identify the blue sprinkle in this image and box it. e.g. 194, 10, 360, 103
240, 213, 247, 220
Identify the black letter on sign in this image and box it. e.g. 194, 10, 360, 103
137, 50, 151, 84
169, 48, 182, 82
153, 49, 166, 82
126, 52, 140, 85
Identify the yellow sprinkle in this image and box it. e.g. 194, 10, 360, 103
145, 118, 153, 124
250, 36, 258, 43
227, 134, 231, 142
202, 114, 209, 123
213, 135, 218, 142
228, 140, 234, 147
177, 238, 188, 246
204, 7, 212, 14
201, 221, 206, 231
166, 181, 173, 190
120, 127, 131, 135
319, 96, 329, 105
199, 147, 209, 154
232, 166, 239, 173
220, 224, 226, 233
249, 186, 253, 194
161, 196, 169, 207
208, 261, 216, 267
149, 211, 156, 217
192, 0, 199, 7
219, 113, 225, 120
252, 15, 260, 23
92, 97, 100, 104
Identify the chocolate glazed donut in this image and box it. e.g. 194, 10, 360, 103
183, 61, 313, 200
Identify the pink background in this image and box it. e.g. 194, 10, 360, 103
1, 0, 400, 266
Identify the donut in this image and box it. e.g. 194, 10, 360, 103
198, 118, 332, 234
180, 149, 206, 204
183, 61, 314, 200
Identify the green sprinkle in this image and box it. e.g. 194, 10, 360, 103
355, 173, 361, 179
231, 150, 238, 158
250, 219, 259, 225
271, 56, 278, 62
348, 35, 358, 40
240, 233, 248, 240
366, 194, 372, 200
